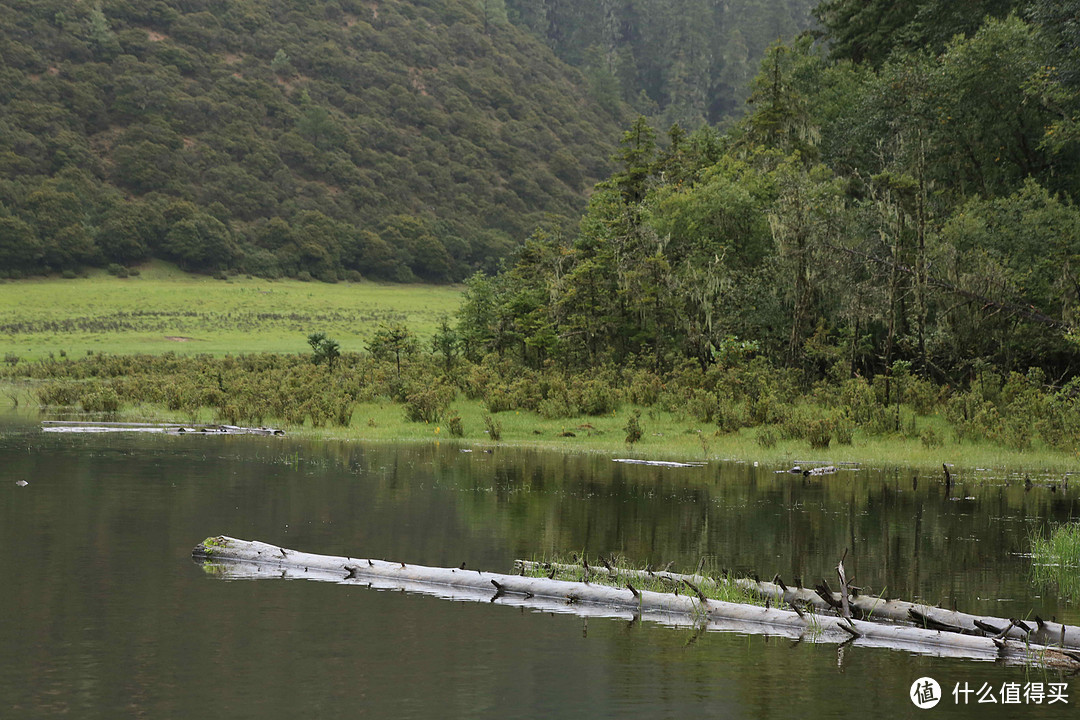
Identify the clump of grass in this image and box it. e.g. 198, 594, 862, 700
756, 427, 777, 449
520, 554, 764, 607
1030, 523, 1080, 600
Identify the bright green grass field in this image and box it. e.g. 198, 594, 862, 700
0, 262, 463, 360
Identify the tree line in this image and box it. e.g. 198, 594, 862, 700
503, 0, 818, 128
458, 0, 1080, 388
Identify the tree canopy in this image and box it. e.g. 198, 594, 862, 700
460, 4, 1080, 385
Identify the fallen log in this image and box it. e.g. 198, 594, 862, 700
612, 459, 706, 468
517, 559, 1080, 651
42, 420, 284, 436
191, 536, 1080, 669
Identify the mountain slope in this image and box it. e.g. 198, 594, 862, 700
0, 0, 625, 281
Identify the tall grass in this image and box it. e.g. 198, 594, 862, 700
1030, 524, 1080, 600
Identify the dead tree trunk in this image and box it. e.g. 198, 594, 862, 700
517, 560, 1080, 651
192, 537, 1080, 669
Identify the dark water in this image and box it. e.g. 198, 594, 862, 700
1, 413, 1078, 719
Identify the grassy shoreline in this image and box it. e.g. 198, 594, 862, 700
5, 388, 1076, 477
2, 268, 1077, 477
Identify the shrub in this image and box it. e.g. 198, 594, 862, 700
404, 384, 454, 423
447, 414, 464, 437
507, 377, 541, 412
920, 427, 943, 449
626, 369, 663, 406
779, 409, 809, 441
483, 383, 512, 413
806, 419, 832, 450
832, 417, 854, 445
624, 410, 642, 444
537, 396, 574, 419
36, 383, 82, 406
686, 390, 717, 423
483, 414, 502, 441
715, 399, 747, 434
572, 376, 618, 415
80, 387, 120, 413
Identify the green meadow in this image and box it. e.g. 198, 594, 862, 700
0, 262, 463, 360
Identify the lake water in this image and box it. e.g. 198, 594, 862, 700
1, 413, 1077, 718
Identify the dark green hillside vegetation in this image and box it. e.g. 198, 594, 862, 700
0, 0, 623, 281
459, 3, 1080, 397
504, 0, 818, 128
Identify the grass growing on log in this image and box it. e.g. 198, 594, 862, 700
520, 554, 767, 608
1031, 524, 1080, 601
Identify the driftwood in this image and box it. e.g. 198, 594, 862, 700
42, 420, 284, 436
612, 459, 706, 468
192, 537, 1080, 669
519, 559, 1080, 651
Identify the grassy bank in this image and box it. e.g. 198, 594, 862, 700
3, 380, 1075, 476
265, 402, 1080, 475
2, 273, 1078, 476
0, 262, 462, 360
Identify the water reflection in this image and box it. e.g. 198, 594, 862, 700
1, 414, 1077, 719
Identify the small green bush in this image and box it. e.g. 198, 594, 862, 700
624, 410, 642, 444
80, 387, 120, 413
806, 419, 832, 450
483, 414, 502, 441
404, 384, 454, 423
832, 417, 854, 445
920, 427, 943, 449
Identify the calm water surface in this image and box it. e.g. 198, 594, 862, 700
1, 413, 1077, 718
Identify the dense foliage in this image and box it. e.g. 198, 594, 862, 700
459, 3, 1080, 390
504, 0, 818, 128
0, 0, 626, 280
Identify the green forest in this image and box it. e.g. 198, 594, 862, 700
503, 0, 817, 127
465, 0, 1080, 384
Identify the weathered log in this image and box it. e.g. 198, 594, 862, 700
516, 560, 1080, 651
192, 536, 1080, 668
42, 420, 284, 436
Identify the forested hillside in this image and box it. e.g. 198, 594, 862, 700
463, 0, 1080, 386
0, 0, 625, 281
504, 0, 817, 128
